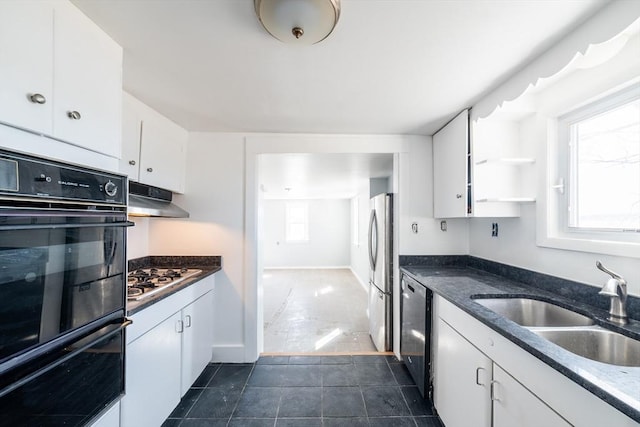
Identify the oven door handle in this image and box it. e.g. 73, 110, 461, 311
0, 317, 132, 399
0, 221, 135, 231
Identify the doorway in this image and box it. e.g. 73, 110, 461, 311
258, 152, 395, 355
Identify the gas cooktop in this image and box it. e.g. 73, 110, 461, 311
127, 268, 202, 301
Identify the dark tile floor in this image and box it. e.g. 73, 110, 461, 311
162, 355, 444, 427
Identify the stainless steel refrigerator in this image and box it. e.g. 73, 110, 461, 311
368, 193, 393, 352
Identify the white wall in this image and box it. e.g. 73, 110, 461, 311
262, 198, 351, 268
126, 217, 149, 260
468, 22, 640, 296
126, 131, 470, 361
145, 133, 247, 361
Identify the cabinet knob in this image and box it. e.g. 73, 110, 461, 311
185, 315, 192, 328
456, 194, 463, 199
28, 93, 46, 104
129, 160, 136, 166
146, 167, 153, 173
67, 110, 81, 120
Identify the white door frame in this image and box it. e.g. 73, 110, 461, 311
243, 134, 409, 360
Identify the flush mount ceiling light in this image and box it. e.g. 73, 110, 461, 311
254, 0, 341, 45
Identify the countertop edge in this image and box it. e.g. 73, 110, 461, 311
126, 266, 221, 316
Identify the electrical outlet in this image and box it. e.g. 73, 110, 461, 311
491, 223, 499, 237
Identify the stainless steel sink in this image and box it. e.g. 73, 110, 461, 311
532, 327, 640, 367
475, 297, 595, 327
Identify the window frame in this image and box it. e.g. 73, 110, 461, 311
538, 82, 640, 258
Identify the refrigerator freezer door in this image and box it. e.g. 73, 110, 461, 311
369, 282, 392, 352
368, 193, 391, 293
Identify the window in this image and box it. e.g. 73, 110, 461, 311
548, 83, 640, 255
285, 201, 309, 242
565, 94, 640, 232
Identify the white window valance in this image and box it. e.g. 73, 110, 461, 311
471, 1, 640, 122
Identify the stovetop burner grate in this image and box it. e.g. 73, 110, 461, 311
127, 268, 202, 301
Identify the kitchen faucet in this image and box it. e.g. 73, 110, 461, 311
596, 261, 628, 325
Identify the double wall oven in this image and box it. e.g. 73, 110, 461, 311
0, 149, 132, 426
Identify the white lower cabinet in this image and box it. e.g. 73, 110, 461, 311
123, 312, 182, 427
181, 290, 215, 395
435, 317, 570, 427
435, 319, 492, 427
433, 295, 638, 427
492, 365, 570, 427
121, 276, 215, 427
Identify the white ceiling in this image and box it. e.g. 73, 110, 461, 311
259, 153, 394, 199
72, 0, 610, 199
72, 0, 608, 136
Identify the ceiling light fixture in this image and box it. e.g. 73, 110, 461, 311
254, 0, 341, 45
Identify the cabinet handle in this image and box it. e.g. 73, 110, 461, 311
67, 110, 81, 120
185, 315, 192, 328
146, 167, 153, 173
490, 380, 500, 402
456, 194, 463, 199
28, 93, 46, 104
475, 367, 486, 386
129, 160, 136, 166
176, 319, 184, 333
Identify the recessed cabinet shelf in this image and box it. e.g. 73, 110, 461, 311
475, 158, 535, 166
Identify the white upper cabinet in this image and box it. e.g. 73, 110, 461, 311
433, 107, 536, 218
433, 109, 470, 218
53, 1, 122, 158
0, 1, 54, 135
121, 92, 187, 193
0, 0, 122, 159
121, 92, 143, 182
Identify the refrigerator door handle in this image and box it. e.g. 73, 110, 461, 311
368, 209, 378, 271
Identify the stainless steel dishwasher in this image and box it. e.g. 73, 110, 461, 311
400, 273, 432, 398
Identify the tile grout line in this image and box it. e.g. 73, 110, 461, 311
226, 361, 257, 426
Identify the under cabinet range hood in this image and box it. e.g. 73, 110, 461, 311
128, 182, 189, 218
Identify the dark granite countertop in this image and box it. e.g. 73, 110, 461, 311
126, 256, 221, 315
400, 258, 640, 423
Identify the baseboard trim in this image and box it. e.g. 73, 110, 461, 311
211, 344, 250, 363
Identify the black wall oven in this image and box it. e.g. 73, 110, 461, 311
0, 149, 133, 426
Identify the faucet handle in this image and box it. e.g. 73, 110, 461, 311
596, 261, 626, 285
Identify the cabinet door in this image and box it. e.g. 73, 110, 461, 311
120, 92, 143, 181
0, 1, 53, 135
181, 290, 214, 395
493, 365, 571, 427
53, 2, 122, 158
121, 312, 182, 427
433, 109, 469, 218
434, 319, 492, 427
138, 109, 188, 193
